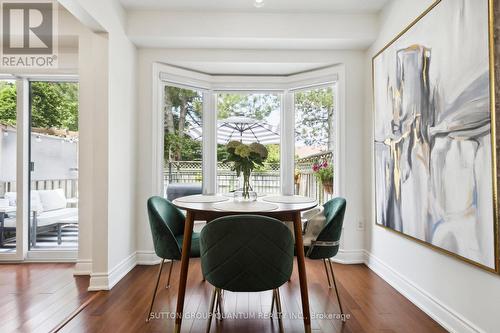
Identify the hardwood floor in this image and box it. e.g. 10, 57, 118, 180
0, 263, 94, 333
51, 259, 445, 333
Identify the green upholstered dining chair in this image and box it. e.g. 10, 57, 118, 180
146, 196, 201, 322
305, 197, 347, 315
200, 215, 294, 333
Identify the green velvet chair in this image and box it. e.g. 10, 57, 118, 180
146, 196, 201, 322
305, 197, 347, 315
200, 215, 294, 333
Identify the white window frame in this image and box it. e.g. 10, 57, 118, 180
152, 63, 345, 201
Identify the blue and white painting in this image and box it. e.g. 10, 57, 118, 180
373, 0, 496, 270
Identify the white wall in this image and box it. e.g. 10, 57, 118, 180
364, 1, 500, 332
60, 0, 138, 289
135, 48, 368, 264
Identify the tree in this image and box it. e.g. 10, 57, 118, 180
0, 81, 79, 131
217, 93, 279, 120
163, 89, 282, 163
0, 81, 16, 126
164, 86, 203, 161
31, 82, 79, 131
295, 87, 335, 150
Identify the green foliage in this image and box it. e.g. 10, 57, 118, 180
0, 81, 79, 131
164, 86, 203, 161
217, 93, 279, 120
164, 88, 282, 164
295, 87, 334, 147
164, 132, 202, 161
265, 144, 280, 164
0, 81, 16, 126
165, 86, 202, 121
31, 82, 79, 131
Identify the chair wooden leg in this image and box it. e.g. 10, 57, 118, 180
206, 288, 217, 333
166, 260, 174, 289
275, 288, 284, 333
215, 288, 224, 321
146, 259, 165, 322
328, 259, 344, 316
270, 289, 276, 314
322, 259, 332, 288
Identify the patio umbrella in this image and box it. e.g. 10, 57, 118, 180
188, 116, 280, 144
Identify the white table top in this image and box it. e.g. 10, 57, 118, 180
173, 194, 317, 214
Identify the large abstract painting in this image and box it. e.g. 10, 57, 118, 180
373, 0, 498, 272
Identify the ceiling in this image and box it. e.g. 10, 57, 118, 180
119, 0, 389, 13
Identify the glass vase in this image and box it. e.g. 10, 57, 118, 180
234, 172, 257, 202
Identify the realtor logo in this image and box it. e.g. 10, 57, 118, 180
1, 0, 58, 67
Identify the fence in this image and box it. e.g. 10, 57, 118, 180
294, 151, 334, 205
0, 179, 78, 199
164, 151, 334, 204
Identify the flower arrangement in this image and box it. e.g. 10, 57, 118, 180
313, 159, 333, 193
225, 141, 269, 198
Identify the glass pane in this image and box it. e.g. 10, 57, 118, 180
29, 81, 79, 250
294, 86, 335, 204
217, 92, 281, 195
163, 86, 203, 199
0, 79, 17, 253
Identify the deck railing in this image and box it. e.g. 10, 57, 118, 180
164, 151, 334, 204
0, 179, 78, 199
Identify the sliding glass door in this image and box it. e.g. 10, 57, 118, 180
0, 78, 18, 254
29, 81, 79, 251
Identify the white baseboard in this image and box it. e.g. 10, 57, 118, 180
88, 272, 109, 291
88, 252, 137, 291
330, 248, 365, 264
73, 259, 92, 275
364, 250, 482, 333
136, 250, 162, 265
25, 250, 77, 262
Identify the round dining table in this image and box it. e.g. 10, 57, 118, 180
172, 194, 317, 333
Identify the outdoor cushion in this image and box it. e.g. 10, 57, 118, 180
38, 189, 67, 211
4, 192, 16, 206
35, 208, 78, 227
166, 183, 202, 201
2, 217, 16, 228
1, 198, 16, 228
5, 191, 44, 212
31, 191, 44, 212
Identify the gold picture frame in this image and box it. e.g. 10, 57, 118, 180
372, 0, 499, 274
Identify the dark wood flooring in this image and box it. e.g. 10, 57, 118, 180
0, 263, 93, 333
48, 259, 445, 333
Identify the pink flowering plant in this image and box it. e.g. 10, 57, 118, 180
312, 159, 333, 184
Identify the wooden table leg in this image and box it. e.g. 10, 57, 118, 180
174, 210, 194, 333
293, 212, 311, 333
